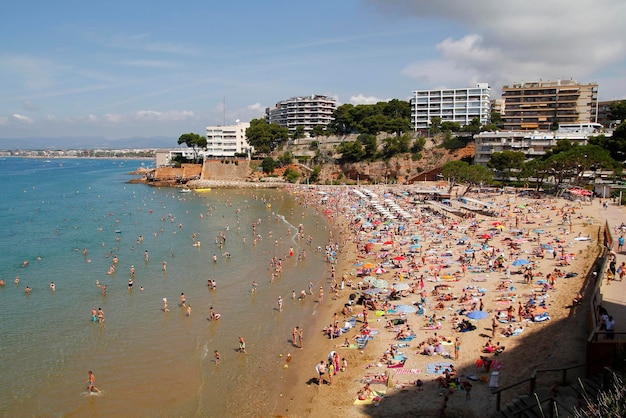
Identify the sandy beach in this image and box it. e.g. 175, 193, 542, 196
273, 183, 601, 418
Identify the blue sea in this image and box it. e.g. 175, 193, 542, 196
0, 158, 334, 417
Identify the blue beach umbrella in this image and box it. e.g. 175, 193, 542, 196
467, 310, 488, 320
512, 259, 529, 266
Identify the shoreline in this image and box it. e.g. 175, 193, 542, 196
274, 184, 599, 417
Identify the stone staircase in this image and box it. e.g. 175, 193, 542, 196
491, 373, 604, 418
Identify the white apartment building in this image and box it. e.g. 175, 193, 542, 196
265, 95, 337, 136
410, 83, 491, 130
205, 121, 253, 159
474, 123, 605, 166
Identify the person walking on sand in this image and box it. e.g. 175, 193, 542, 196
316, 361, 326, 385
277, 296, 284, 312
492, 315, 499, 338
87, 371, 100, 393
238, 336, 247, 354
293, 326, 300, 348
454, 337, 461, 360
214, 350, 220, 365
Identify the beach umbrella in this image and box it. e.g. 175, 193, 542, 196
393, 256, 406, 261
363, 276, 377, 284
480, 234, 492, 239
362, 262, 375, 269
393, 282, 410, 291
467, 310, 489, 320
353, 262, 363, 267
464, 249, 474, 254
372, 278, 388, 288
496, 225, 505, 230
374, 268, 387, 275
394, 304, 417, 313
533, 229, 545, 234
384, 241, 394, 245
512, 259, 529, 266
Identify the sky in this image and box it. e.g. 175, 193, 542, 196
1, 0, 625, 141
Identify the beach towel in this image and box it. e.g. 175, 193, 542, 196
489, 371, 500, 388
353, 390, 385, 405
398, 335, 416, 342
387, 362, 406, 368
426, 362, 454, 375
533, 312, 550, 322
338, 343, 360, 349
393, 368, 421, 375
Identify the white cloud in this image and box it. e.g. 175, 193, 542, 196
246, 102, 264, 112
365, 0, 626, 98
350, 94, 386, 105
12, 114, 34, 124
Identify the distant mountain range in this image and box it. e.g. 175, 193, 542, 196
0, 136, 177, 150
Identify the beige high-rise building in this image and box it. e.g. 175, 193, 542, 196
501, 79, 598, 131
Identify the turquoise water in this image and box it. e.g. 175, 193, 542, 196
0, 158, 333, 417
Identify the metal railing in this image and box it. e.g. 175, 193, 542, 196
493, 363, 585, 411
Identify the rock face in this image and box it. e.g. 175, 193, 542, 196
134, 135, 475, 186
307, 141, 475, 184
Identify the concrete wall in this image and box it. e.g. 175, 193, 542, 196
153, 164, 202, 181
201, 160, 251, 181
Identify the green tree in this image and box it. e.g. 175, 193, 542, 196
337, 141, 366, 163
177, 133, 207, 162
328, 104, 356, 135
441, 160, 469, 192
246, 119, 289, 154
381, 133, 411, 159
461, 117, 482, 134
487, 150, 526, 183
589, 121, 626, 162
440, 121, 461, 132
283, 167, 300, 183
490, 111, 503, 128
359, 113, 388, 135
357, 134, 378, 160
411, 137, 426, 153
261, 157, 277, 174
309, 165, 321, 183
461, 165, 494, 195
310, 125, 326, 138
609, 100, 626, 122
429, 117, 442, 135
441, 161, 494, 195
278, 151, 293, 167
292, 125, 305, 140
550, 118, 560, 131
519, 158, 550, 191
